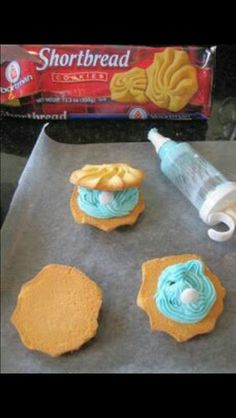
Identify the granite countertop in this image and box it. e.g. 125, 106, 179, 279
1, 118, 209, 157
1, 96, 236, 155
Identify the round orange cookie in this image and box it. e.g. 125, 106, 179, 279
70, 186, 145, 232
137, 254, 226, 342
11, 264, 103, 357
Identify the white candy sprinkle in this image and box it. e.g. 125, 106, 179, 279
99, 191, 114, 205
180, 288, 199, 304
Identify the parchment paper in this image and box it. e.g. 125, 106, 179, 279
1, 125, 236, 373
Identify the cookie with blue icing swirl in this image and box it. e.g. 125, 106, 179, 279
70, 163, 144, 231
154, 260, 216, 324
137, 254, 226, 342
78, 187, 139, 219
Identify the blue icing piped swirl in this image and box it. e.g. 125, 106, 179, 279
77, 187, 139, 219
154, 260, 216, 324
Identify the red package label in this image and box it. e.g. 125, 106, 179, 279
0, 45, 216, 120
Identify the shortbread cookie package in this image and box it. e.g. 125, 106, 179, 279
1, 45, 216, 120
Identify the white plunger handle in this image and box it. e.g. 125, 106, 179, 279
207, 211, 236, 242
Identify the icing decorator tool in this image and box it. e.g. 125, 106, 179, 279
148, 128, 236, 242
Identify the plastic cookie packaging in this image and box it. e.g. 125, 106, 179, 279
1, 45, 216, 120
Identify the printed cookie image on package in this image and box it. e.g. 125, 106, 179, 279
110, 67, 148, 104
145, 48, 198, 112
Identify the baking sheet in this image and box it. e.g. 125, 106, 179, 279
1, 125, 236, 373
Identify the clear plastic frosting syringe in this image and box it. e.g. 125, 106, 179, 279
148, 128, 236, 242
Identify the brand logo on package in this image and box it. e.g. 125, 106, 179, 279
129, 108, 148, 119
1, 61, 33, 95
5, 61, 21, 83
